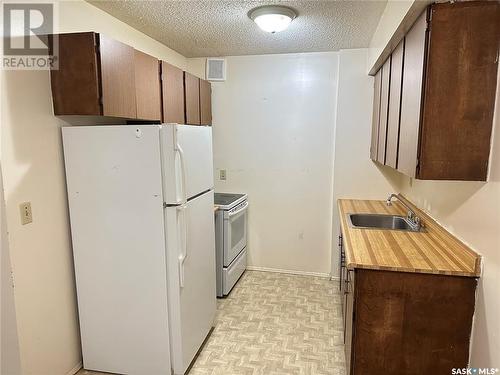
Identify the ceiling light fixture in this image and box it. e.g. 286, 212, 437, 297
249, 6, 297, 33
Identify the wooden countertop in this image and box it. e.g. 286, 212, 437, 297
338, 196, 481, 277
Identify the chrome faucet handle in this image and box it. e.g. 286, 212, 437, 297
386, 193, 397, 206
387, 193, 423, 230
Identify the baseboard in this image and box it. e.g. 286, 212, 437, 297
67, 361, 82, 375
246, 265, 334, 279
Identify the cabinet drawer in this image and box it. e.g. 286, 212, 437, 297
223, 248, 247, 295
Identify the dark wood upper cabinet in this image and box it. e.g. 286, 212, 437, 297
398, 10, 427, 178
51, 32, 158, 121
161, 61, 185, 124
199, 79, 212, 126
133, 49, 161, 121
372, 1, 500, 181
51, 33, 213, 125
377, 58, 391, 165
419, 1, 500, 180
50, 32, 102, 116
99, 35, 137, 119
370, 70, 382, 161
184, 72, 201, 125
385, 40, 404, 169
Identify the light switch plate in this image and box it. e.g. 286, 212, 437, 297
19, 202, 33, 225
219, 169, 227, 180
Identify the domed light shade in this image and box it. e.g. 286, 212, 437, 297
249, 6, 297, 33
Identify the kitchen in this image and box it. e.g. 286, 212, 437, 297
1, 1, 499, 375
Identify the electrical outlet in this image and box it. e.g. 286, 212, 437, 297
19, 202, 33, 225
219, 169, 227, 181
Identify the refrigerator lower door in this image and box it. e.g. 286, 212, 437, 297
161, 124, 214, 204
62, 125, 171, 374
165, 190, 217, 375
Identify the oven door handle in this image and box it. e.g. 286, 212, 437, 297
228, 201, 249, 218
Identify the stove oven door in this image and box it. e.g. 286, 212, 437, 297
223, 201, 248, 267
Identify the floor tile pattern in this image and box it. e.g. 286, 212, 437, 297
189, 271, 345, 375
77, 271, 346, 375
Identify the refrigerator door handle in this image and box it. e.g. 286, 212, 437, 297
174, 129, 188, 205
177, 203, 188, 288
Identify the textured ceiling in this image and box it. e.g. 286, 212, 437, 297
88, 0, 388, 57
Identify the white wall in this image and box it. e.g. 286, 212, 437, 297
367, 0, 430, 73
330, 49, 402, 276
1, 1, 199, 374
186, 58, 206, 81
0, 34, 22, 375
211, 52, 338, 276
367, 1, 413, 70
57, 1, 189, 71
1, 164, 22, 375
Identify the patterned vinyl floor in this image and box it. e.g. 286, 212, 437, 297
77, 271, 346, 375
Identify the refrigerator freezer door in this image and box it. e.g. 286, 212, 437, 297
62, 125, 171, 374
161, 124, 214, 204
165, 190, 216, 375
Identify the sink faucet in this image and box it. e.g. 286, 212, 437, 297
386, 194, 422, 230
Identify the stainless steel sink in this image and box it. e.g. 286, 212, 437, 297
347, 213, 422, 232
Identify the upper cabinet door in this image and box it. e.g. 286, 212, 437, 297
377, 57, 391, 164
161, 62, 185, 124
398, 10, 428, 178
99, 35, 137, 119
50, 32, 101, 116
370, 70, 382, 161
134, 50, 161, 121
385, 40, 404, 169
419, 2, 500, 180
199, 79, 212, 126
184, 72, 201, 125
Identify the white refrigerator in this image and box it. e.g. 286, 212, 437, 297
62, 124, 216, 375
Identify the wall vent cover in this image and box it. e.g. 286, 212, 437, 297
206, 58, 226, 81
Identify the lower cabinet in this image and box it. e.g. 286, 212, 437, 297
343, 268, 477, 375
343, 269, 355, 374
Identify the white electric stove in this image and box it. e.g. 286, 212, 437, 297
214, 193, 248, 297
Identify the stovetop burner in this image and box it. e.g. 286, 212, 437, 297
214, 193, 247, 210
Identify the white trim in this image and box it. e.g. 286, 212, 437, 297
246, 265, 335, 279
66, 361, 82, 375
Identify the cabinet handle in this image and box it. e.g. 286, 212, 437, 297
346, 271, 354, 294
